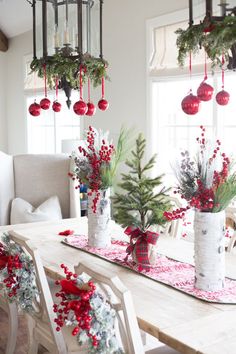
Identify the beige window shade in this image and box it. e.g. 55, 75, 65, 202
149, 20, 207, 77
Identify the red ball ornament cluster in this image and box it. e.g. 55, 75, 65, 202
53, 264, 99, 348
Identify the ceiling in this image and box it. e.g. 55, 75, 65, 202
0, 0, 32, 38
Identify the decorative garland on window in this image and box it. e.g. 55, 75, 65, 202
0, 233, 38, 313
53, 264, 124, 353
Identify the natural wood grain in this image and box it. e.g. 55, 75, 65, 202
0, 29, 8, 52
2, 218, 236, 354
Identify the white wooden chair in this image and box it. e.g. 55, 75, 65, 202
9, 230, 68, 354
8, 230, 180, 354
75, 263, 180, 354
0, 292, 18, 354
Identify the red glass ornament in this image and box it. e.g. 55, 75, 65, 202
98, 98, 109, 111
73, 100, 88, 115
181, 93, 200, 115
28, 102, 41, 117
86, 102, 96, 116
216, 90, 230, 106
52, 101, 62, 112
40, 97, 51, 110
197, 82, 214, 101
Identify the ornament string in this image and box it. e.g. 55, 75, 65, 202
222, 54, 225, 89
101, 76, 105, 99
189, 51, 192, 93
88, 77, 91, 103
33, 71, 36, 102
43, 63, 47, 98
204, 50, 208, 81
79, 65, 83, 100
55, 77, 58, 101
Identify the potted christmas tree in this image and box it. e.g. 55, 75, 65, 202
112, 134, 170, 269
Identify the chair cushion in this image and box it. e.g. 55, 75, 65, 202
10, 196, 62, 225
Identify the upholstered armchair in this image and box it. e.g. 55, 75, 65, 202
0, 151, 80, 226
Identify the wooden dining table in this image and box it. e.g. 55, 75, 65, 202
1, 217, 236, 354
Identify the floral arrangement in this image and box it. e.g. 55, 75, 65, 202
164, 126, 236, 221
70, 126, 130, 212
0, 233, 38, 313
176, 16, 236, 68
30, 53, 109, 89
53, 264, 124, 353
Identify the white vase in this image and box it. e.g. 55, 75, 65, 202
194, 210, 225, 291
87, 189, 111, 248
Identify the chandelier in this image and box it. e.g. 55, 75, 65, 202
27, 0, 109, 117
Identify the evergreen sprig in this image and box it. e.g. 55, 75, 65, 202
112, 134, 170, 231
30, 53, 109, 89
176, 16, 236, 67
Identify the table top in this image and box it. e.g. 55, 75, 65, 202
2, 217, 236, 354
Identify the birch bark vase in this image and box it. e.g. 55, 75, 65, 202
194, 210, 225, 291
87, 189, 111, 248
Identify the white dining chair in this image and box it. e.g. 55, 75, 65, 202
75, 262, 180, 354
8, 230, 180, 354
0, 292, 18, 354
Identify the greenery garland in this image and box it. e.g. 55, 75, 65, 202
176, 16, 236, 67
30, 53, 109, 89
0, 233, 38, 313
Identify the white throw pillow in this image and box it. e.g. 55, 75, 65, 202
10, 196, 62, 225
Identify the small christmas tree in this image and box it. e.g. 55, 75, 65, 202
112, 134, 170, 232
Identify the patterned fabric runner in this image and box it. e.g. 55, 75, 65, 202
63, 235, 236, 304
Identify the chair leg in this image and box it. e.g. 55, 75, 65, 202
5, 302, 18, 354
28, 340, 39, 354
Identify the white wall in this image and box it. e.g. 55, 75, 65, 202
6, 31, 32, 155
2, 0, 188, 154
0, 52, 7, 152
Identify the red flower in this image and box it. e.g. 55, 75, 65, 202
0, 255, 9, 270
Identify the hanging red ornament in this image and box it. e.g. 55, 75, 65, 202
73, 65, 88, 116
40, 97, 51, 110
216, 90, 230, 106
52, 77, 62, 112
197, 82, 214, 101
40, 64, 51, 110
73, 100, 88, 115
86, 78, 96, 116
197, 51, 214, 102
86, 102, 96, 116
98, 98, 109, 111
52, 101, 62, 112
181, 52, 200, 115
29, 102, 41, 117
98, 76, 109, 111
216, 53, 230, 106
181, 93, 200, 115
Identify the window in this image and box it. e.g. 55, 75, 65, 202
24, 56, 81, 154
147, 9, 236, 185
26, 91, 81, 154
